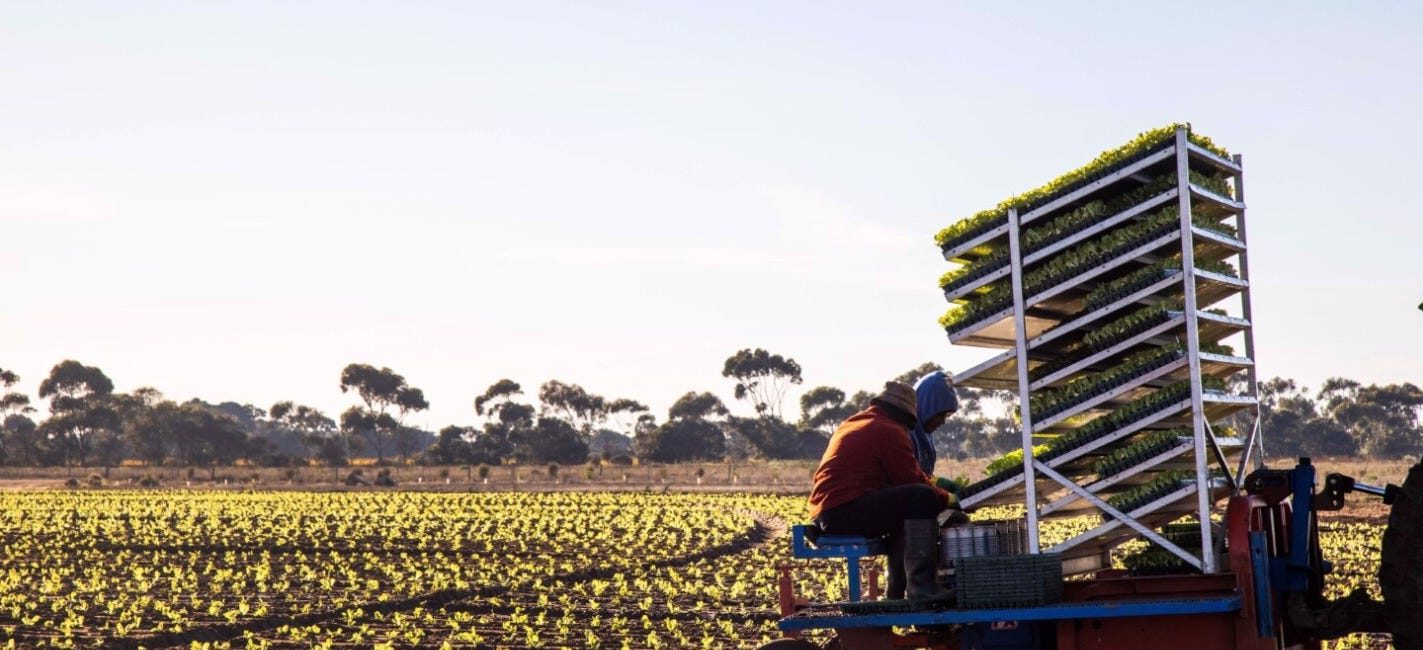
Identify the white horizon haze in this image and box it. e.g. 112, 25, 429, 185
3, 1, 1420, 432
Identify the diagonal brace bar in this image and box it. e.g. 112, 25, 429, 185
1034, 460, 1203, 570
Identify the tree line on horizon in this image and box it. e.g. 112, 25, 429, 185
0, 352, 1419, 472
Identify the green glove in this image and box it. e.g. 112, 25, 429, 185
934, 475, 964, 495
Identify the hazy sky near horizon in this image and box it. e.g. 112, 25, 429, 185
3, 1, 1421, 431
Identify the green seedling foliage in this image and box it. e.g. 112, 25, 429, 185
984, 444, 1050, 477
934, 124, 1231, 249
1082, 256, 1238, 313
939, 205, 1239, 333
940, 169, 1235, 294
1091, 428, 1188, 478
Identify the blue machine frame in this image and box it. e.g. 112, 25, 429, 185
783, 523, 1246, 634
790, 526, 887, 603
778, 596, 1242, 632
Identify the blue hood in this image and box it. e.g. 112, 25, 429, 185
910, 371, 959, 475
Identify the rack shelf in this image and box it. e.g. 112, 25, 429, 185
947, 239, 1247, 349
1031, 354, 1251, 432
938, 140, 1244, 260
942, 223, 1010, 265
1049, 479, 1235, 559
956, 394, 1256, 510
1040, 439, 1246, 517
952, 269, 1248, 355
941, 190, 1183, 303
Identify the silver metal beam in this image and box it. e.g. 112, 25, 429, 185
959, 397, 1195, 510
1035, 460, 1203, 570
1175, 126, 1216, 573
1231, 152, 1266, 473
944, 189, 1185, 304
1032, 356, 1189, 432
1039, 442, 1190, 516
1204, 421, 1238, 491
942, 223, 1010, 263
1027, 231, 1181, 307
1020, 147, 1177, 224
1029, 315, 1186, 390
1236, 414, 1263, 483
1008, 207, 1040, 553
1027, 273, 1181, 349
1185, 142, 1243, 174
1023, 190, 1178, 265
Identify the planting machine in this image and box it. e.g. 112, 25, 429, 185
766, 126, 1423, 649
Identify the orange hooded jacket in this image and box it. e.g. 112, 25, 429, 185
807, 405, 951, 520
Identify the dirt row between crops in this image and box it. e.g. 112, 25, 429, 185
97, 510, 787, 649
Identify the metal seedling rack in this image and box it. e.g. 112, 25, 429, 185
945, 126, 1263, 576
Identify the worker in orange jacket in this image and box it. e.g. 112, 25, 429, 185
808, 381, 961, 601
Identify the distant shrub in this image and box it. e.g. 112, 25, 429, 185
139, 475, 160, 488
64, 478, 80, 488
261, 453, 295, 468
87, 473, 103, 488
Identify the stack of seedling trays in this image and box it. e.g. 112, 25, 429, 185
1120, 522, 1218, 576
937, 124, 1261, 576
955, 553, 1065, 609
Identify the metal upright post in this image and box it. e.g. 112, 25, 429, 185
1174, 127, 1216, 573
1231, 153, 1266, 477
1007, 207, 1040, 553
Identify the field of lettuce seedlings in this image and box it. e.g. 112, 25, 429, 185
0, 490, 1393, 649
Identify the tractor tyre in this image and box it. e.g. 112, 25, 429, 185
1381, 461, 1423, 650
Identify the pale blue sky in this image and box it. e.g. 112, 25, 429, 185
3, 2, 1420, 430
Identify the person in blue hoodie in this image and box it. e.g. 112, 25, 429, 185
911, 370, 967, 497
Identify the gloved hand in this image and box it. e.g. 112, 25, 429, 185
939, 509, 971, 527
933, 475, 964, 496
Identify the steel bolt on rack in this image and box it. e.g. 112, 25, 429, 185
946, 126, 1264, 576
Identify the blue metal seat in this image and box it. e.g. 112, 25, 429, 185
791, 525, 888, 602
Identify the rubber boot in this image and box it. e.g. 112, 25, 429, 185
904, 518, 951, 604
885, 532, 906, 599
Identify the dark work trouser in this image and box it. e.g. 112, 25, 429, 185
815, 484, 942, 598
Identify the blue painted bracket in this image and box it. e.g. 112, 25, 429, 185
1249, 530, 1275, 639
1269, 458, 1327, 595
791, 525, 888, 602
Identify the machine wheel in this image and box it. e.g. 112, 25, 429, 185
1381, 461, 1423, 650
